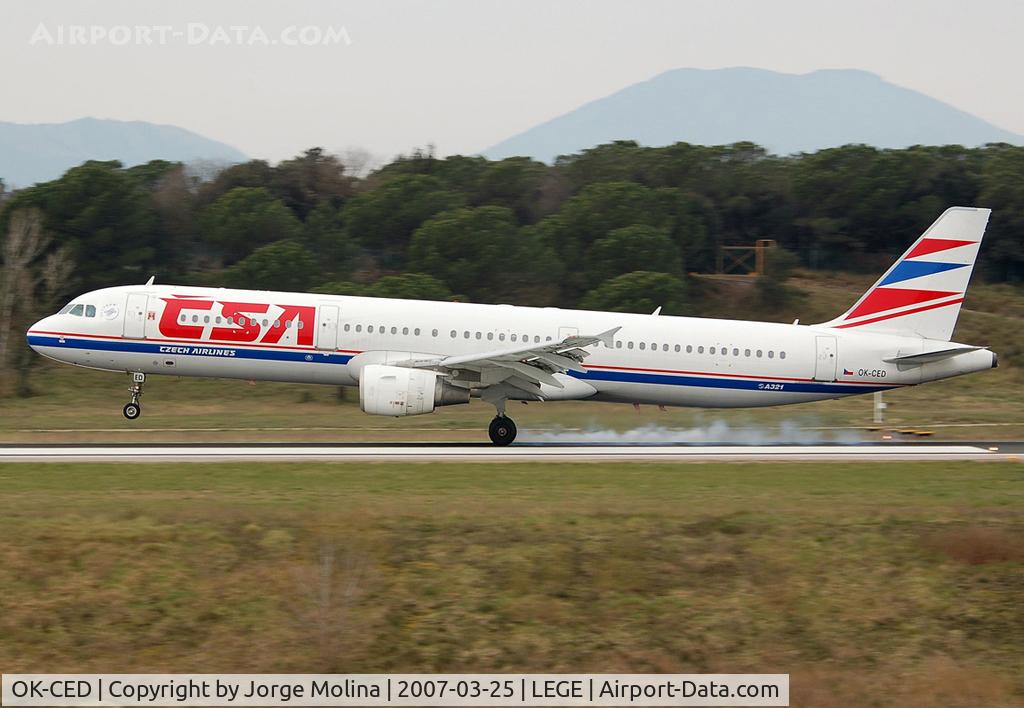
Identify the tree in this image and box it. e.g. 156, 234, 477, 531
534, 181, 672, 297
364, 274, 452, 301
222, 240, 317, 291
585, 225, 681, 288
342, 175, 463, 269
270, 148, 355, 220
2, 160, 167, 290
199, 187, 302, 265
0, 209, 73, 396
579, 271, 688, 315
408, 206, 559, 304
303, 203, 357, 279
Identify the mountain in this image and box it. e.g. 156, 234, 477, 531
483, 68, 1024, 162
0, 117, 247, 187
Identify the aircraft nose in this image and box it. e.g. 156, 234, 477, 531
26, 316, 54, 352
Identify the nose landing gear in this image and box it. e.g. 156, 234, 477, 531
123, 372, 145, 420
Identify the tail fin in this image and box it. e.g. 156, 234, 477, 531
821, 206, 990, 341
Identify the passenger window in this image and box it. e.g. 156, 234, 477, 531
745, 349, 751, 357
368, 325, 374, 333
192, 315, 199, 323
475, 332, 482, 340
768, 351, 775, 359
640, 342, 646, 350
698, 346, 704, 354
487, 332, 494, 341
464, 331, 470, 339
450, 330, 457, 338
780, 351, 787, 360
733, 348, 739, 356
402, 327, 409, 335
391, 326, 397, 334
534, 336, 540, 343
343, 324, 350, 332
499, 333, 505, 341
511, 334, 517, 342
756, 350, 762, 358
710, 346, 716, 355
355, 324, 362, 332
217, 317, 223, 325
686, 345, 692, 353
414, 328, 421, 336
628, 341, 634, 350
664, 344, 669, 352
616, 341, 622, 349
179, 314, 186, 323
85, 305, 96, 318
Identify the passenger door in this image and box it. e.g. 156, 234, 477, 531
123, 293, 148, 339
316, 304, 340, 351
814, 335, 838, 382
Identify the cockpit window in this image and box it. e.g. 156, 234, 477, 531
85, 305, 96, 318
58, 303, 75, 314
69, 304, 84, 316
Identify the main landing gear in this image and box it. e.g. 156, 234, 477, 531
123, 372, 145, 420
488, 415, 517, 446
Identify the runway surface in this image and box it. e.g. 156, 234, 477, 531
1, 442, 1021, 462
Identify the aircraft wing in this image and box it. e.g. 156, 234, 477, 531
398, 327, 620, 393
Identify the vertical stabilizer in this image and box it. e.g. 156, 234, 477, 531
821, 207, 990, 341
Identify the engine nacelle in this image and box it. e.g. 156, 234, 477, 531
359, 364, 469, 417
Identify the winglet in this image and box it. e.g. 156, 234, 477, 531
595, 326, 620, 347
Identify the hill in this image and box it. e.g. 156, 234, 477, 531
0, 117, 246, 187
483, 67, 1024, 161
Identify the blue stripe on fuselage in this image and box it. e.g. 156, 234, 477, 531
27, 334, 895, 395
575, 368, 892, 395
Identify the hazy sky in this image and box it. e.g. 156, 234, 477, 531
3, 0, 1022, 163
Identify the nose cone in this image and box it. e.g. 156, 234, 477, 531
26, 315, 55, 353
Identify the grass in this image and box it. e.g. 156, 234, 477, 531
1, 277, 1022, 443
0, 461, 1022, 706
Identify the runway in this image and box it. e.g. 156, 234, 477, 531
1, 442, 1021, 462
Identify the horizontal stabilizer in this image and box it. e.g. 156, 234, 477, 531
883, 346, 982, 365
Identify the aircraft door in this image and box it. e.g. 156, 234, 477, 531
558, 326, 578, 341
123, 293, 148, 339
814, 335, 838, 382
316, 304, 340, 351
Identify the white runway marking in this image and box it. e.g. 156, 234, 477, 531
0, 444, 1019, 462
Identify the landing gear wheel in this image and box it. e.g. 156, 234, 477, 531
123, 402, 141, 420
488, 415, 517, 446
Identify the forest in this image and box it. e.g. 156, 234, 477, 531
2, 140, 1024, 392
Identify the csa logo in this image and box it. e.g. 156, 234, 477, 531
158, 295, 315, 346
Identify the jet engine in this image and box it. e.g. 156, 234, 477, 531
359, 364, 469, 416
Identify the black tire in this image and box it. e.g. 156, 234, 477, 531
123, 403, 141, 420
488, 416, 517, 446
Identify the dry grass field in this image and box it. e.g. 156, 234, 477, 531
1, 461, 1022, 706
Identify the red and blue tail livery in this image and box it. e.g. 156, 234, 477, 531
826, 207, 990, 341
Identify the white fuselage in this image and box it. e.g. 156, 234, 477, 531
27, 285, 996, 409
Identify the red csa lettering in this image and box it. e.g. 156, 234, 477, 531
212, 301, 270, 342
261, 304, 315, 346
159, 297, 212, 339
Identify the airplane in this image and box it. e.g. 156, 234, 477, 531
26, 206, 996, 445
